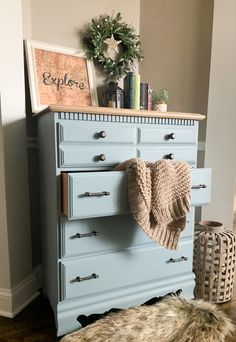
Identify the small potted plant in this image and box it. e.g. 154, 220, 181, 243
152, 88, 169, 112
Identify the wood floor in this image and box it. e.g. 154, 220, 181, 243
0, 294, 60, 342
0, 291, 235, 342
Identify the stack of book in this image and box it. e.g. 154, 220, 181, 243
123, 72, 152, 110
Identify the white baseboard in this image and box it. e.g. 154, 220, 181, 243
0, 288, 12, 317
0, 265, 42, 318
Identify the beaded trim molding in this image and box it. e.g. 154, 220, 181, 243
57, 112, 196, 126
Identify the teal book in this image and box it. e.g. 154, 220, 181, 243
123, 72, 135, 109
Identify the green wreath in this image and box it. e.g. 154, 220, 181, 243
83, 12, 143, 81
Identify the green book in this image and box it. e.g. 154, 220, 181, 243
123, 72, 135, 109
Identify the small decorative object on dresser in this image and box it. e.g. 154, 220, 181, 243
24, 40, 98, 114
152, 88, 169, 112
102, 81, 124, 108
83, 12, 143, 81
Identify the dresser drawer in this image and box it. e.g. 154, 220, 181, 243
58, 121, 136, 144
139, 145, 197, 165
58, 145, 136, 168
60, 241, 193, 300
60, 210, 194, 258
60, 215, 150, 258
62, 171, 129, 219
139, 126, 197, 144
62, 169, 211, 219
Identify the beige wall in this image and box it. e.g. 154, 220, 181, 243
202, 0, 236, 228
140, 0, 213, 141
22, 0, 32, 38
23, 0, 140, 102
27, 0, 140, 47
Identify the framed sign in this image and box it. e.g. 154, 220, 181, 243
24, 40, 98, 114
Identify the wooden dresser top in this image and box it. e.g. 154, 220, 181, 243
37, 105, 205, 121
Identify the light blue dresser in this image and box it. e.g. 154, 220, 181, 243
37, 106, 211, 336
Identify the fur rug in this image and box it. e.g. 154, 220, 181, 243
61, 295, 234, 342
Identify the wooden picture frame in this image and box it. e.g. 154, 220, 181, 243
24, 40, 98, 114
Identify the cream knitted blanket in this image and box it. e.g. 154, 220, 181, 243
115, 159, 192, 250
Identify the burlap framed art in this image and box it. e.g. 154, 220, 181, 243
24, 40, 98, 114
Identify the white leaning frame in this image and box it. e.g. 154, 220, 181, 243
24, 39, 98, 114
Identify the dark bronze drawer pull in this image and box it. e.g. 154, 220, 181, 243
99, 131, 107, 138
99, 154, 106, 161
168, 133, 176, 140
192, 184, 207, 189
166, 153, 174, 160
75, 273, 99, 282
84, 191, 110, 197
168, 256, 188, 263
74, 231, 99, 238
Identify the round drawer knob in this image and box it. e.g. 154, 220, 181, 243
99, 131, 107, 138
166, 153, 174, 160
99, 154, 106, 161
168, 133, 176, 140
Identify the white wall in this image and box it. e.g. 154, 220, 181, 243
0, 0, 39, 317
0, 106, 11, 291
202, 0, 236, 228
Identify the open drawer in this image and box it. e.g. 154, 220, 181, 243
62, 168, 211, 220
62, 171, 130, 219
